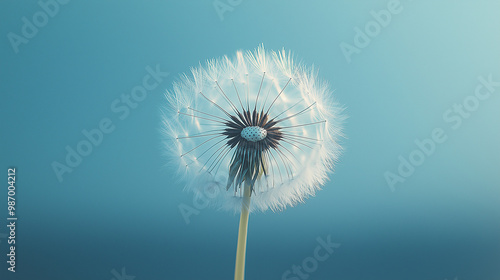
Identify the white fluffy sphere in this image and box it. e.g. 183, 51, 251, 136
163, 45, 344, 212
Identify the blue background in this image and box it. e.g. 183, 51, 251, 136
1, 1, 499, 279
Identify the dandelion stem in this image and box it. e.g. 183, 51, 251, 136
234, 183, 251, 280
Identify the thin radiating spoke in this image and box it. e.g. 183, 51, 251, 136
177, 132, 222, 139
231, 79, 245, 111
260, 79, 274, 113
266, 77, 292, 115
275, 148, 294, 180
178, 112, 226, 124
282, 134, 322, 147
246, 74, 250, 109
279, 120, 326, 129
281, 139, 308, 151
208, 146, 232, 174
215, 81, 240, 115
205, 145, 230, 173
213, 147, 233, 176
264, 151, 275, 189
187, 138, 226, 167
254, 72, 266, 111
180, 135, 225, 157
199, 141, 227, 172
277, 143, 299, 164
199, 92, 232, 117
273, 99, 304, 120
196, 138, 226, 159
187, 107, 228, 122
281, 133, 323, 142
275, 102, 317, 124
268, 150, 283, 184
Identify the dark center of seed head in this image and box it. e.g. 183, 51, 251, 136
241, 126, 267, 142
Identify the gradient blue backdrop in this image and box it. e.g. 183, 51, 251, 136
1, 1, 499, 279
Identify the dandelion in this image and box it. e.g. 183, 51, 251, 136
163, 45, 344, 280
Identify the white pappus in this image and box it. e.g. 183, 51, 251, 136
162, 45, 344, 213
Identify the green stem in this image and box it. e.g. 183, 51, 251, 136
234, 184, 251, 280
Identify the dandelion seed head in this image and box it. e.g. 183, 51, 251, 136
163, 45, 344, 212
